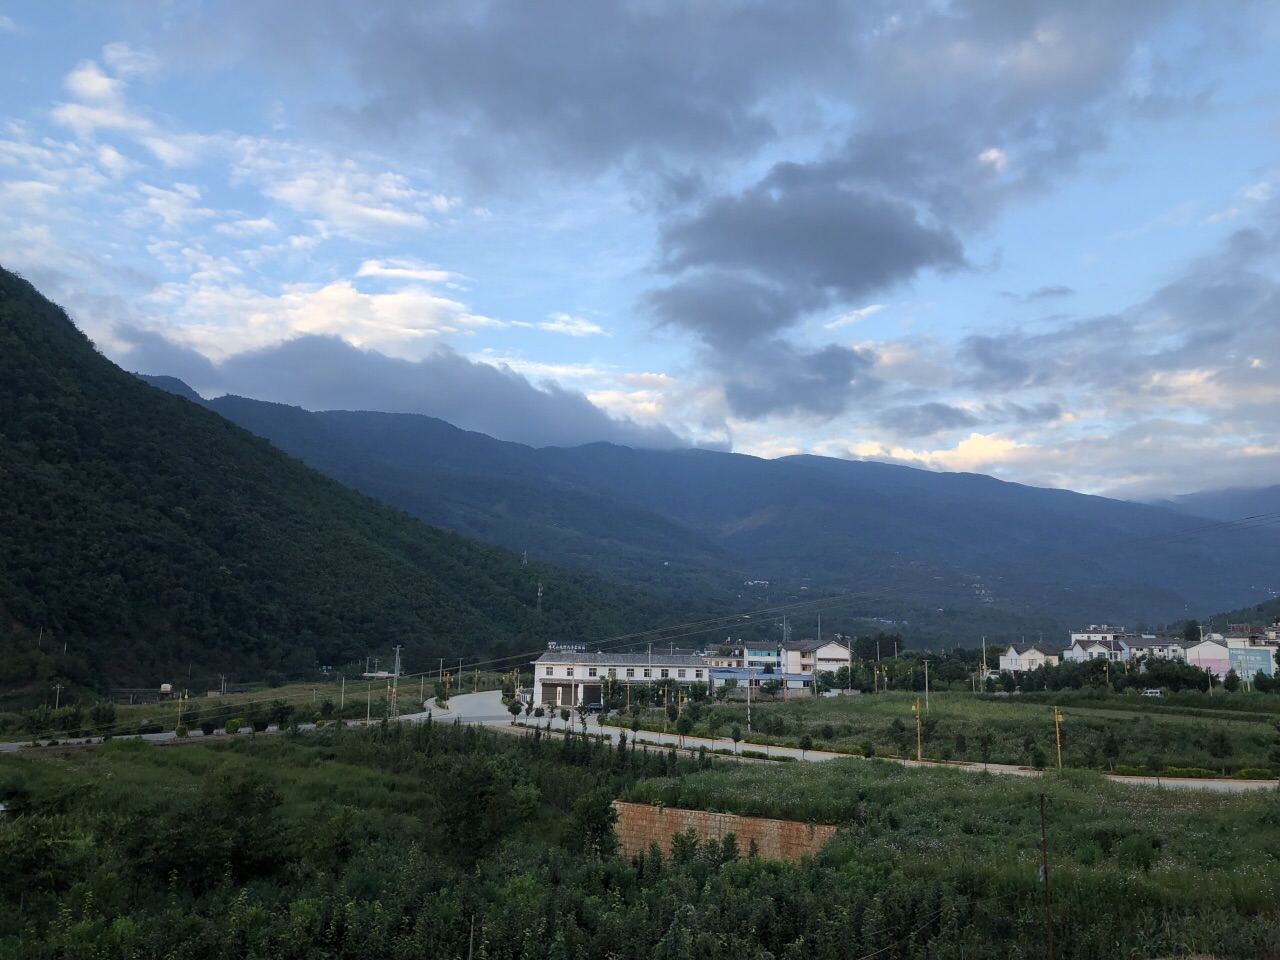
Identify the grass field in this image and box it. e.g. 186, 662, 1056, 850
0, 670, 522, 741
623, 690, 1280, 774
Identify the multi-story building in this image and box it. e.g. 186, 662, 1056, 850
533, 650, 712, 706
780, 639, 853, 677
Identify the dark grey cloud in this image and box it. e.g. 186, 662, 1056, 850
878, 402, 980, 438
120, 332, 687, 450
720, 341, 879, 420
186, 0, 864, 182
656, 184, 964, 329
1001, 285, 1075, 302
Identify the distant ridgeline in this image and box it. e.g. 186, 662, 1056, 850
0, 266, 681, 697
136, 381, 1280, 644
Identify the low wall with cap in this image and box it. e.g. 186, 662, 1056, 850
611, 800, 837, 861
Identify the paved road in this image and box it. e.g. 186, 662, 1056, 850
442, 693, 1278, 793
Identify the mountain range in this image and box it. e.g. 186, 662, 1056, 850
138, 377, 1280, 641
0, 265, 684, 698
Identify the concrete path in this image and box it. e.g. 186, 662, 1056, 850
442, 693, 1277, 793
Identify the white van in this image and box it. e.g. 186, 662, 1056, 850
1141, 688, 1163, 698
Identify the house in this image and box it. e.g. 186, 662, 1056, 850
533, 649, 712, 706
780, 639, 853, 677
1185, 638, 1232, 678
998, 644, 1060, 673
1063, 638, 1126, 663
1140, 638, 1187, 661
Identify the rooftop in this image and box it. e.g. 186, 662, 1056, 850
534, 650, 710, 667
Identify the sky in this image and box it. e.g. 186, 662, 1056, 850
2, 1, 1279, 499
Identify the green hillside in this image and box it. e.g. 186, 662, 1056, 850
0, 266, 673, 699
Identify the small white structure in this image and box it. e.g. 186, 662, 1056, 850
998, 644, 1060, 673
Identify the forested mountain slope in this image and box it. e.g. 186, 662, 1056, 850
140, 381, 1280, 638
0, 266, 673, 696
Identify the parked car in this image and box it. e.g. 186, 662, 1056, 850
1141, 689, 1164, 698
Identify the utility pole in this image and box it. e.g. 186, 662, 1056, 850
53, 683, 63, 710
1054, 707, 1064, 769
366, 685, 371, 723
391, 646, 402, 719
536, 582, 543, 614
747, 666, 753, 733
912, 698, 922, 761
341, 675, 345, 709
1040, 793, 1056, 960
923, 660, 931, 712
219, 674, 227, 696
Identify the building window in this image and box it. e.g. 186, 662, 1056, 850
545, 667, 554, 676
625, 668, 635, 678
567, 668, 574, 677
660, 669, 669, 679
643, 668, 651, 678
607, 668, 616, 679
695, 670, 703, 679
677, 669, 686, 679
588, 667, 597, 678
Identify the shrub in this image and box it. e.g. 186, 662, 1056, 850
199, 720, 217, 736
1165, 766, 1218, 779
1236, 767, 1275, 780
315, 719, 326, 728
861, 741, 875, 758
252, 719, 269, 733
225, 718, 242, 735
137, 723, 164, 735
174, 724, 188, 738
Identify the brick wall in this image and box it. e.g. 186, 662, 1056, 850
612, 801, 837, 862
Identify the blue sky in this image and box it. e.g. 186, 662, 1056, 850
2, 1, 1278, 498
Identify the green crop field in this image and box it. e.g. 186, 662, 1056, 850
619, 690, 1280, 775
3, 723, 1278, 958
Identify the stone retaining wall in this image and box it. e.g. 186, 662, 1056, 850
612, 800, 837, 862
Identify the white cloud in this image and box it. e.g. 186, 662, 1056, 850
214, 217, 278, 236
537, 312, 605, 336
824, 303, 886, 330
102, 42, 160, 78
134, 182, 215, 231
96, 143, 136, 178
356, 257, 458, 284
978, 147, 1007, 173
138, 275, 504, 360
230, 138, 460, 238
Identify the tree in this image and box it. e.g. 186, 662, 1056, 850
706, 712, 723, 746
88, 700, 116, 734
1207, 729, 1233, 759
1183, 619, 1201, 645
976, 731, 994, 768
675, 713, 693, 748
798, 733, 813, 759
761, 678, 783, 699
730, 724, 742, 754
1223, 669, 1241, 693
267, 699, 294, 728
559, 708, 570, 725
508, 700, 523, 725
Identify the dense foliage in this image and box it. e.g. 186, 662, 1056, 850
3, 724, 1278, 959
0, 266, 684, 697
